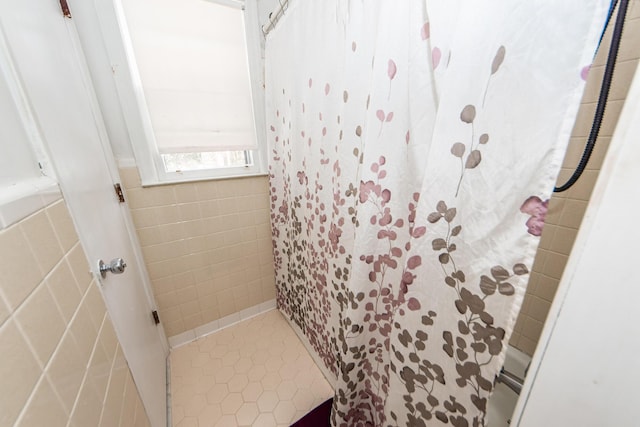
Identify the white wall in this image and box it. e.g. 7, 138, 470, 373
256, 0, 279, 50
513, 62, 640, 426
0, 76, 41, 186
0, 71, 59, 228
257, 0, 280, 26
0, 22, 60, 228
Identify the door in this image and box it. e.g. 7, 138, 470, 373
0, 1, 169, 426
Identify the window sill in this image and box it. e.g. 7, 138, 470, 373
139, 171, 269, 187
0, 177, 61, 229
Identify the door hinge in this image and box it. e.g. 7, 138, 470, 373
152, 310, 160, 325
114, 183, 125, 203
59, 0, 72, 18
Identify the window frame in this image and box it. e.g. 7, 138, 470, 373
106, 0, 267, 186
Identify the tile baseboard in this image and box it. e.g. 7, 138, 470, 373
168, 299, 277, 348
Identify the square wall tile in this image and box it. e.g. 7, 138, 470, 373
46, 331, 87, 413
580, 65, 604, 105
16, 376, 68, 427
66, 244, 93, 294
609, 59, 640, 101
119, 169, 278, 337
535, 275, 560, 302
126, 188, 157, 209
154, 205, 180, 225
178, 203, 202, 222
119, 167, 142, 190
131, 208, 157, 229
87, 327, 112, 399
629, 1, 640, 19
99, 361, 127, 427
0, 202, 150, 427
558, 199, 588, 229
46, 201, 79, 252
121, 374, 139, 424
46, 260, 83, 323
69, 380, 103, 427
570, 102, 596, 138
133, 396, 151, 427
20, 209, 64, 276
550, 226, 578, 256
0, 320, 42, 426
196, 181, 219, 200
0, 224, 43, 310
567, 169, 599, 201
0, 293, 10, 327
616, 17, 640, 63
14, 283, 66, 366
70, 303, 99, 365
521, 317, 544, 343
527, 297, 552, 323
83, 282, 107, 331
175, 184, 199, 204
97, 317, 118, 368
516, 336, 537, 356
588, 136, 612, 170
542, 253, 569, 281
509, 332, 521, 348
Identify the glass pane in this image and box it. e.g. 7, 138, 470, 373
161, 150, 253, 173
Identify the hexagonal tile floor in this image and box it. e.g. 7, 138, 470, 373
170, 310, 334, 426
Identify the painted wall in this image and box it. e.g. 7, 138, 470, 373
513, 51, 640, 427
0, 199, 150, 426
510, 1, 640, 355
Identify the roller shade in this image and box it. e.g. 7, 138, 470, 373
122, 0, 258, 153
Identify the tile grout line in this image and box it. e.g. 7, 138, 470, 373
12, 276, 104, 426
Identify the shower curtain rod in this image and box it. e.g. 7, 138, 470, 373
262, 0, 289, 36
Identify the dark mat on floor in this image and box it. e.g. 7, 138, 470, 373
291, 398, 333, 426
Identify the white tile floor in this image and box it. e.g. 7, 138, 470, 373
169, 310, 333, 426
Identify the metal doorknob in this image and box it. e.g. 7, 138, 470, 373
98, 258, 127, 278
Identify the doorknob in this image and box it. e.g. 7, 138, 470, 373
98, 258, 127, 278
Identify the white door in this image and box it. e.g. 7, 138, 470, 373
0, 1, 169, 426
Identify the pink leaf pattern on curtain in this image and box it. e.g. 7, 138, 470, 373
264, 1, 607, 425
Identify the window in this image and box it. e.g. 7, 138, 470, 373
117, 0, 266, 185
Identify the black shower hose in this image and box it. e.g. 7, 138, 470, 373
554, 0, 629, 192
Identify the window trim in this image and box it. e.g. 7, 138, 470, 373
102, 0, 267, 186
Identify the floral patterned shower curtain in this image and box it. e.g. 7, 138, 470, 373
265, 1, 607, 425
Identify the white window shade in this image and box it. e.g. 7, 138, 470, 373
122, 0, 257, 154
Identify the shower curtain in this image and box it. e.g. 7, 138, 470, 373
265, 1, 607, 425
